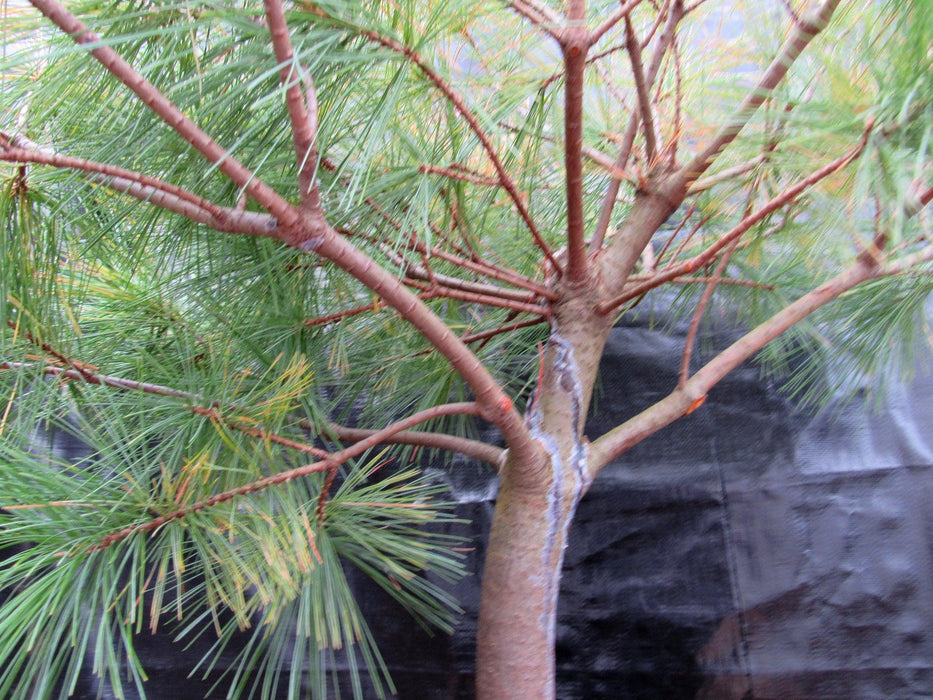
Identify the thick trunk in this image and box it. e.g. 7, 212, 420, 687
476, 287, 609, 699
476, 461, 582, 699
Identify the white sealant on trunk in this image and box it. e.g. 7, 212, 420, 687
523, 327, 590, 680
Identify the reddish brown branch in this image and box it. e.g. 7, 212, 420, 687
397, 259, 546, 305
188, 405, 331, 459
89, 402, 485, 552
676, 0, 842, 188
588, 255, 882, 476
304, 300, 385, 328
1, 348, 330, 464
677, 237, 739, 387
625, 16, 657, 165
406, 279, 547, 316
589, 0, 644, 47
505, 0, 562, 39
419, 164, 501, 187
324, 423, 503, 467
29, 0, 300, 230
560, 3, 590, 284
598, 131, 870, 313
460, 316, 547, 345
1, 135, 225, 219
264, 0, 322, 212
347, 192, 551, 298
354, 27, 559, 270
0, 138, 277, 236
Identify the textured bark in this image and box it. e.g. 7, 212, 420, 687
477, 277, 614, 698
477, 455, 580, 700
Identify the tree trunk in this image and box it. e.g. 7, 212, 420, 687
476, 459, 583, 699
475, 281, 612, 698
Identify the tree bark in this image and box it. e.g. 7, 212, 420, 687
477, 280, 612, 699
476, 457, 582, 700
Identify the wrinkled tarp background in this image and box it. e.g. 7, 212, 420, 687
29, 302, 933, 699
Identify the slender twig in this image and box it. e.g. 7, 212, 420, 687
419, 163, 500, 187
304, 300, 385, 328
390, 253, 547, 305
590, 115, 641, 252
625, 16, 657, 164
1, 336, 331, 460
653, 203, 696, 263
405, 279, 547, 316
324, 422, 503, 467
460, 316, 548, 344
582, 145, 638, 183
677, 237, 739, 387
639, 0, 672, 50
351, 200, 556, 297
687, 155, 767, 195
264, 0, 322, 212
0, 360, 210, 404
668, 33, 683, 166
506, 0, 562, 39
355, 27, 559, 269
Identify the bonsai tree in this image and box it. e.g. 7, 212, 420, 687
1, 0, 930, 697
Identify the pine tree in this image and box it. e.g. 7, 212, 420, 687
1, 1, 931, 697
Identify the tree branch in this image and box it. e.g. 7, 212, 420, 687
89, 402, 486, 552
419, 163, 501, 187
624, 16, 657, 165
0, 341, 331, 460
677, 237, 739, 387
406, 279, 548, 316
589, 169, 932, 478
686, 155, 767, 195
323, 419, 503, 467
28, 0, 301, 231
588, 254, 882, 477
561, 1, 590, 284
264, 0, 322, 212
589, 0, 644, 48
598, 129, 869, 313
505, 0, 562, 40
0, 138, 279, 236
674, 0, 842, 189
